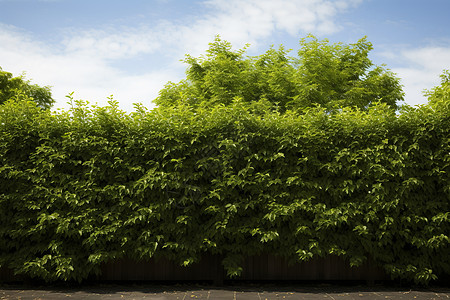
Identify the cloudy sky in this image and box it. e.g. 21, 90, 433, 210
1, 0, 449, 112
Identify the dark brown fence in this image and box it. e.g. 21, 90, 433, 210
0, 267, 21, 283
1, 254, 388, 284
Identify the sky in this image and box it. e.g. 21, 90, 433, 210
1, 0, 450, 112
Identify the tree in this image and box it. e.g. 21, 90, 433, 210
155, 35, 404, 112
0, 67, 54, 109
292, 35, 404, 110
424, 70, 450, 105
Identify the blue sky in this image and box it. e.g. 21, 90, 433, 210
1, 0, 449, 111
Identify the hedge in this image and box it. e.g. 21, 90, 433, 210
0, 98, 449, 284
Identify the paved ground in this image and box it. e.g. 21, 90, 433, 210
0, 284, 449, 300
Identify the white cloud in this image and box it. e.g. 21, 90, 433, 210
62, 27, 163, 60
0, 23, 179, 112
391, 47, 450, 106
0, 0, 363, 112
178, 0, 363, 56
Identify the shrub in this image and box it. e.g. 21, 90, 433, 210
0, 96, 448, 284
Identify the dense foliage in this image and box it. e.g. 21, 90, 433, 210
0, 91, 448, 284
155, 35, 404, 112
0, 66, 54, 109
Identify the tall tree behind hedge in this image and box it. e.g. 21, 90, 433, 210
0, 67, 54, 109
424, 70, 450, 105
154, 35, 404, 112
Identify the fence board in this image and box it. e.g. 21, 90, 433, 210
0, 255, 388, 283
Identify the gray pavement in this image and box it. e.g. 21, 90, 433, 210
1, 284, 449, 300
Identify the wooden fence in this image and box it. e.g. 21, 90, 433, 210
1, 254, 388, 284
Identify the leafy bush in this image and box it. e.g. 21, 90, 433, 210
155, 35, 404, 112
0, 94, 448, 284
0, 66, 54, 109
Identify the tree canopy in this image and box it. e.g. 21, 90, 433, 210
424, 70, 450, 105
0, 67, 54, 109
155, 35, 404, 112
